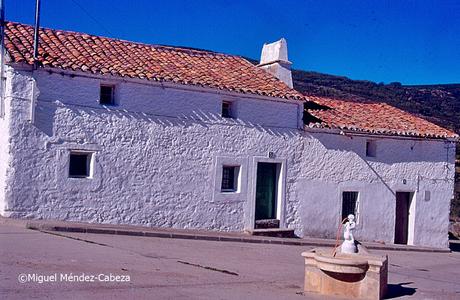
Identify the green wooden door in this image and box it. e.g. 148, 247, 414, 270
255, 163, 277, 220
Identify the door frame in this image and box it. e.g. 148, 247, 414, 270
245, 156, 287, 230
394, 191, 416, 245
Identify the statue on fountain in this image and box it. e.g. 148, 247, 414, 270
341, 214, 357, 254
301, 213, 388, 299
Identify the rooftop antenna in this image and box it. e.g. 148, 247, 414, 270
0, 0, 5, 61
0, 0, 4, 37
0, 0, 5, 117
33, 0, 41, 69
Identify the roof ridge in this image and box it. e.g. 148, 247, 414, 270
5, 20, 234, 58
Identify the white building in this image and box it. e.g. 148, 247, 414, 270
0, 22, 457, 249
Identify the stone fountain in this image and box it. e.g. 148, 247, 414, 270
301, 215, 388, 300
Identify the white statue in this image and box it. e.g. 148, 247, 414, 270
341, 214, 357, 254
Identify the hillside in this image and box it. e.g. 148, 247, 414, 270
290, 69, 460, 218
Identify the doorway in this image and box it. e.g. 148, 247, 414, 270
254, 162, 280, 228
394, 192, 414, 245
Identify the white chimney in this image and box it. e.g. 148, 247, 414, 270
258, 38, 293, 88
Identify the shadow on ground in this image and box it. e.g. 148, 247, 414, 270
449, 241, 460, 252
385, 282, 416, 299
449, 232, 460, 252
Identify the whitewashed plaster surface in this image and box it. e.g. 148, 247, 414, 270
295, 132, 455, 248
0, 67, 456, 249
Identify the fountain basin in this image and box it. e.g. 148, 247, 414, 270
314, 251, 369, 274
301, 247, 388, 300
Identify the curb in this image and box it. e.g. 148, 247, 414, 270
26, 222, 331, 247
25, 222, 450, 253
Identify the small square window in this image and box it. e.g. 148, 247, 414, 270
69, 152, 92, 178
366, 140, 377, 157
221, 166, 239, 192
342, 191, 359, 221
222, 101, 233, 118
100, 85, 115, 105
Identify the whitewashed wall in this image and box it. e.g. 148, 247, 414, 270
0, 67, 456, 249
294, 132, 455, 248
2, 68, 303, 233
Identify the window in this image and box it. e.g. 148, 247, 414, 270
100, 85, 115, 105
69, 152, 93, 178
341, 191, 359, 221
221, 166, 239, 192
366, 140, 377, 157
222, 101, 233, 118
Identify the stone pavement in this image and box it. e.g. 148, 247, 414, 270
0, 216, 450, 253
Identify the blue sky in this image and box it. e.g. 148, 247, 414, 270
6, 0, 460, 85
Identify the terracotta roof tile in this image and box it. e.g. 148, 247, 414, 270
305, 95, 458, 139
4, 21, 304, 101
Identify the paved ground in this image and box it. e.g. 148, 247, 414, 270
1, 223, 460, 299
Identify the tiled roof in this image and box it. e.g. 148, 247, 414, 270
305, 95, 458, 139
4, 21, 304, 101
4, 22, 457, 140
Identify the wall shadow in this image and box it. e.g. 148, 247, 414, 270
385, 282, 416, 299
35, 102, 57, 137
305, 131, 452, 164
449, 240, 460, 252
38, 100, 300, 139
